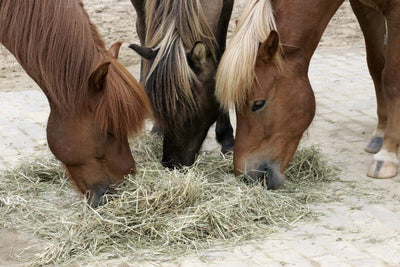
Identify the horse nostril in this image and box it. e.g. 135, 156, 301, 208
260, 163, 273, 179
242, 162, 285, 190
89, 184, 111, 208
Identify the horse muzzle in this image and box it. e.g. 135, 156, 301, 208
241, 160, 285, 190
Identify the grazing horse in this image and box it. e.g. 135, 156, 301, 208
216, 0, 400, 188
129, 0, 235, 168
0, 0, 151, 207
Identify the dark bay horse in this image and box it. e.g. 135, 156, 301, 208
216, 0, 400, 188
129, 0, 235, 168
0, 0, 152, 207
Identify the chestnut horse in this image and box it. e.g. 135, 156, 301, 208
0, 0, 151, 207
217, 0, 400, 188
129, 0, 235, 168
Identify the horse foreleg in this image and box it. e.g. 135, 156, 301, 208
214, 0, 235, 154
130, 0, 147, 84
215, 111, 234, 154
367, 4, 400, 179
130, 0, 146, 45
350, 0, 386, 154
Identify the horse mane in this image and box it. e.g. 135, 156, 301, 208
97, 60, 152, 139
0, 0, 151, 139
216, 0, 283, 111
144, 0, 215, 129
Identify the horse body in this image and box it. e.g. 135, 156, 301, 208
217, 0, 400, 187
130, 0, 234, 168
0, 0, 151, 206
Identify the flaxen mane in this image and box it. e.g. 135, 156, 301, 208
144, 0, 215, 129
216, 0, 283, 110
0, 0, 151, 139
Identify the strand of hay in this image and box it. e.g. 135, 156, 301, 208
283, 146, 339, 203
0, 133, 337, 265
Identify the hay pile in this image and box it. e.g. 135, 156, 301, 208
0, 133, 337, 265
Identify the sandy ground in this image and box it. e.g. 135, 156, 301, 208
0, 0, 367, 266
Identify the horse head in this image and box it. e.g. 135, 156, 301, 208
130, 41, 220, 168
233, 32, 315, 189
47, 43, 151, 207
216, 0, 316, 189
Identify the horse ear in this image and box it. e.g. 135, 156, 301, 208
108, 42, 122, 59
259, 30, 280, 61
89, 61, 111, 91
128, 43, 157, 60
188, 41, 207, 68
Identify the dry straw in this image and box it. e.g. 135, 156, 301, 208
0, 133, 337, 265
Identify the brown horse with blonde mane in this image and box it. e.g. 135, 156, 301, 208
0, 0, 152, 207
129, 0, 235, 168
217, 0, 400, 188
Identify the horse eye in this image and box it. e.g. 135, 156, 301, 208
251, 100, 267, 112
107, 131, 115, 138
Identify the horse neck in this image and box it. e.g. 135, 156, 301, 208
0, 0, 105, 111
199, 0, 223, 33
273, 0, 344, 65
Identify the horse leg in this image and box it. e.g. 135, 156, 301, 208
130, 0, 147, 85
129, 0, 164, 136
350, 0, 386, 153
214, 0, 234, 154
130, 0, 146, 45
367, 2, 400, 178
215, 111, 234, 154
215, 0, 234, 60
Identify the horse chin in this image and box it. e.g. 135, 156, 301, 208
161, 132, 204, 169
240, 160, 285, 190
161, 153, 196, 169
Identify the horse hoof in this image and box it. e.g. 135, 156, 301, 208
151, 125, 163, 135
367, 160, 398, 179
364, 137, 383, 154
